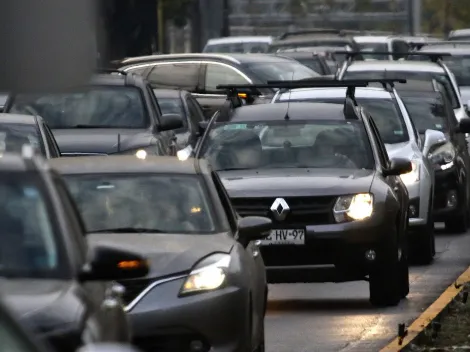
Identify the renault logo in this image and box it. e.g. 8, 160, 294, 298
270, 198, 290, 221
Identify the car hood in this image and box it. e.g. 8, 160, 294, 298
385, 141, 421, 160
0, 279, 80, 334
87, 233, 234, 277
218, 168, 375, 198
52, 128, 155, 154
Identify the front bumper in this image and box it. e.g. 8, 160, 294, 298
126, 276, 249, 352
433, 165, 461, 221
261, 213, 397, 283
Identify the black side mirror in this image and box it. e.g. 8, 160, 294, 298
456, 118, 470, 133
383, 157, 412, 177
198, 121, 209, 135
79, 245, 149, 282
238, 216, 272, 245
159, 114, 184, 132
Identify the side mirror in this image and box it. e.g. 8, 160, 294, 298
79, 245, 149, 282
238, 216, 272, 244
76, 343, 142, 352
384, 157, 412, 176
456, 118, 470, 133
422, 129, 447, 156
198, 120, 209, 135
159, 113, 184, 132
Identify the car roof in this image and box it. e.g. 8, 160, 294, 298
0, 113, 37, 125
230, 102, 347, 122
418, 45, 470, 55
49, 156, 210, 175
449, 29, 470, 37
152, 89, 185, 98
353, 36, 395, 43
347, 60, 444, 73
270, 36, 354, 46
205, 36, 273, 45
277, 87, 392, 101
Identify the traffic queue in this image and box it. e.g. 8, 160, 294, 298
2, 29, 470, 352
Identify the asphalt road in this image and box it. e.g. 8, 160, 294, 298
265, 224, 470, 352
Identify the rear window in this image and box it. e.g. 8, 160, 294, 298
401, 96, 449, 133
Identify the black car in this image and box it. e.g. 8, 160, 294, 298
3, 70, 184, 157
50, 155, 272, 352
0, 150, 149, 351
152, 89, 206, 150
195, 81, 412, 307
0, 113, 60, 158
274, 51, 333, 75
115, 53, 319, 118
399, 89, 470, 232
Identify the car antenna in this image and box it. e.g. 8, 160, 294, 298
284, 71, 295, 120
117, 133, 121, 153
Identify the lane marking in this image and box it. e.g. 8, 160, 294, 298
380, 265, 470, 352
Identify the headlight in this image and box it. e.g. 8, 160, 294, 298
176, 145, 193, 161
116, 145, 162, 157
179, 254, 230, 296
400, 160, 420, 185
428, 142, 455, 170
333, 193, 373, 223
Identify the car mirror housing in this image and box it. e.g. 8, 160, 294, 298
384, 157, 412, 176
422, 129, 447, 155
456, 118, 470, 134
159, 113, 184, 131
79, 245, 149, 282
237, 216, 272, 243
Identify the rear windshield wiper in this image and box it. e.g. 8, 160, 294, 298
90, 227, 165, 233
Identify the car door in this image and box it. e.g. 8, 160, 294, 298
197, 62, 251, 118
53, 176, 128, 343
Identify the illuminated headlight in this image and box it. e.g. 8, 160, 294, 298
333, 193, 373, 223
428, 143, 455, 170
117, 145, 161, 157
400, 160, 420, 185
179, 255, 230, 296
176, 145, 193, 161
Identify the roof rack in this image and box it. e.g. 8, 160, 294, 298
278, 29, 361, 40
96, 68, 128, 76
334, 50, 451, 63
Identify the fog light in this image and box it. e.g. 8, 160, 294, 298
446, 190, 458, 208
409, 204, 418, 218
189, 340, 204, 352
365, 249, 376, 261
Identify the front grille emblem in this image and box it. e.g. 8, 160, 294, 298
270, 198, 290, 221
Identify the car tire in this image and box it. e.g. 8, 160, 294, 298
411, 198, 435, 265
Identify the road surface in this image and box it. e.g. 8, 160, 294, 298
265, 224, 470, 351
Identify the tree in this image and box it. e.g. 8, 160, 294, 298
422, 0, 470, 35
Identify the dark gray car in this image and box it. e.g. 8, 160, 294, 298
50, 155, 272, 352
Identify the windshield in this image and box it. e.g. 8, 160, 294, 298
401, 96, 449, 133
295, 58, 324, 74
199, 120, 375, 171
0, 173, 63, 279
64, 174, 216, 234
9, 87, 148, 129
284, 97, 409, 144
0, 123, 46, 156
343, 70, 460, 109
204, 42, 270, 53
357, 43, 389, 60
442, 55, 470, 86
244, 61, 319, 81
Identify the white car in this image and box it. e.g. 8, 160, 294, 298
353, 35, 411, 61
202, 36, 273, 53
272, 85, 440, 263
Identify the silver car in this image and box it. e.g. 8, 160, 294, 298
272, 85, 440, 263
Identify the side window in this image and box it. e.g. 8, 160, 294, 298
368, 116, 390, 167
211, 172, 237, 232
147, 63, 200, 91
204, 63, 249, 93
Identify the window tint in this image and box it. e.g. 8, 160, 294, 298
125, 66, 148, 76
0, 123, 46, 156
401, 95, 449, 133
205, 64, 249, 92
148, 63, 200, 91
357, 43, 389, 60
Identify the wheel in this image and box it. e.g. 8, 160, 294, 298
411, 199, 435, 265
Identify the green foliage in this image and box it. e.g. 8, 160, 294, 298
422, 0, 470, 34
162, 0, 193, 28
354, 0, 372, 12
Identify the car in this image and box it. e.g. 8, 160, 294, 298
337, 51, 469, 127
195, 80, 412, 306
202, 36, 273, 53
0, 148, 150, 351
0, 113, 61, 158
448, 28, 470, 41
272, 79, 438, 263
274, 51, 333, 75
3, 70, 184, 157
152, 89, 206, 150
0, 297, 141, 352
50, 155, 272, 352
353, 35, 411, 60
398, 89, 470, 232
115, 53, 320, 118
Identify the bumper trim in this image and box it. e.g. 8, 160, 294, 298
124, 274, 187, 312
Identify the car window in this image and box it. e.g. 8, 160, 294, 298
401, 95, 449, 134
200, 120, 375, 171
295, 57, 324, 74
124, 66, 148, 76
243, 60, 319, 81
9, 87, 148, 129
0, 123, 46, 156
155, 96, 188, 131
204, 63, 250, 93
186, 97, 205, 125
442, 55, 470, 86
63, 174, 218, 234
148, 63, 200, 91
357, 42, 389, 60
0, 172, 66, 279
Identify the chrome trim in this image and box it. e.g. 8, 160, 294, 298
123, 274, 187, 312
121, 53, 241, 65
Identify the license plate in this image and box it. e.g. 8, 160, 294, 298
261, 229, 305, 245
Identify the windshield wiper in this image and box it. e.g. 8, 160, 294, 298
91, 227, 165, 233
